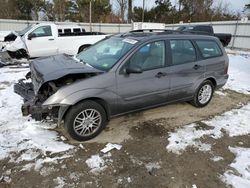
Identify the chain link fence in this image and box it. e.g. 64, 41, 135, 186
1, 19, 250, 50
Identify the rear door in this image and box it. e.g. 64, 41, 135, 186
168, 39, 206, 100
115, 40, 171, 113
195, 40, 226, 80
25, 25, 58, 57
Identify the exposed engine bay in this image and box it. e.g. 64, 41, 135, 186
14, 54, 104, 120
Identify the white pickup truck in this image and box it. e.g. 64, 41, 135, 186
2, 23, 107, 59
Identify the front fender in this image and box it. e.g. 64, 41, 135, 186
5, 36, 26, 52
43, 88, 117, 125
43, 88, 116, 106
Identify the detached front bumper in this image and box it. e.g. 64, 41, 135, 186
0, 51, 12, 66
14, 79, 50, 120
14, 79, 34, 101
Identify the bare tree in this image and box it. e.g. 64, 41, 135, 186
180, 0, 213, 22
128, 0, 132, 23
212, 1, 235, 21
115, 0, 128, 22
0, 0, 18, 19
53, 0, 67, 21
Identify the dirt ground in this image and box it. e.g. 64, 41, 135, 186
0, 89, 250, 188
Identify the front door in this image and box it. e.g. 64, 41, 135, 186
116, 40, 171, 114
25, 25, 57, 57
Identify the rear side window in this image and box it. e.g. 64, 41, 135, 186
64, 29, 71, 33
73, 28, 81, 33
170, 40, 196, 65
196, 40, 222, 58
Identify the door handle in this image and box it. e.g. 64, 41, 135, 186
193, 64, 201, 70
48, 38, 54, 41
155, 72, 167, 78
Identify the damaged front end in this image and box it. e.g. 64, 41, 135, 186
14, 54, 104, 121
2, 32, 29, 60
14, 74, 59, 120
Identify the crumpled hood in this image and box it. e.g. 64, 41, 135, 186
0, 31, 19, 51
0, 31, 13, 42
4, 32, 18, 42
30, 54, 104, 94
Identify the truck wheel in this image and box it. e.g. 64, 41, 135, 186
191, 80, 214, 107
78, 45, 91, 54
64, 100, 107, 141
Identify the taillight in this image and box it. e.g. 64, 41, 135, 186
224, 59, 229, 74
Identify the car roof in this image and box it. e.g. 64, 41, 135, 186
114, 30, 218, 43
180, 24, 211, 27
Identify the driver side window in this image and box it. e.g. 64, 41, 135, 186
127, 41, 165, 71
31, 26, 52, 37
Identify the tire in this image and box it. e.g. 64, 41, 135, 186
78, 45, 91, 54
64, 100, 107, 141
191, 80, 214, 107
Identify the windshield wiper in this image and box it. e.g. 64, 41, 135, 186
79, 59, 94, 68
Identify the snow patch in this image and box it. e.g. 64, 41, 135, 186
145, 162, 161, 172
167, 103, 250, 154
215, 90, 227, 96
85, 154, 107, 174
54, 177, 66, 188
166, 124, 213, 154
16, 150, 40, 162
224, 54, 250, 94
223, 147, 250, 188
211, 156, 224, 162
203, 104, 250, 137
0, 67, 74, 163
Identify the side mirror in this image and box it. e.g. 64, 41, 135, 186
28, 33, 36, 40
125, 66, 143, 74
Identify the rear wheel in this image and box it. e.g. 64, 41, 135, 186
64, 100, 107, 141
191, 80, 214, 107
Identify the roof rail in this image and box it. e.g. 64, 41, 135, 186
130, 29, 181, 34
129, 29, 215, 37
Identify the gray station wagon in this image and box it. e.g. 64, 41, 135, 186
14, 30, 229, 141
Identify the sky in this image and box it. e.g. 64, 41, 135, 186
133, 0, 250, 13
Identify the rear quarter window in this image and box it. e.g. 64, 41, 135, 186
196, 40, 223, 58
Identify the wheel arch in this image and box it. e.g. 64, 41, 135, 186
205, 77, 217, 88
58, 97, 110, 126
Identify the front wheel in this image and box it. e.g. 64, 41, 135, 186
191, 80, 214, 107
64, 100, 107, 141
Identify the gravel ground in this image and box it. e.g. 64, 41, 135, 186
0, 52, 250, 188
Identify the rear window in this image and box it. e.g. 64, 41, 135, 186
170, 40, 196, 65
194, 26, 212, 33
196, 40, 222, 58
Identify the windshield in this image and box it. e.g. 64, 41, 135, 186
76, 37, 137, 71
18, 25, 34, 36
